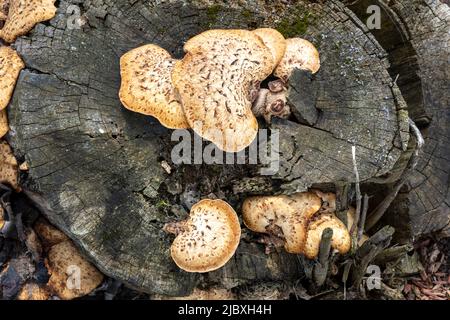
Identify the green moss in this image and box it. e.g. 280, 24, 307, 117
241, 9, 253, 19
276, 11, 315, 38
156, 199, 170, 208
205, 4, 223, 26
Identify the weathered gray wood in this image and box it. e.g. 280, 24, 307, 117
347, 0, 450, 238
272, 0, 408, 193
6, 0, 410, 294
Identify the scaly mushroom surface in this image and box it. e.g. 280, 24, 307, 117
164, 199, 241, 273
119, 44, 189, 129
0, 46, 24, 111
172, 29, 274, 152
252, 28, 286, 69
0, 0, 57, 43
304, 213, 352, 259
242, 192, 322, 254
274, 38, 321, 82
243, 191, 352, 259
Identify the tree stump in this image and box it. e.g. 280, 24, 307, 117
347, 0, 450, 238
7, 0, 409, 295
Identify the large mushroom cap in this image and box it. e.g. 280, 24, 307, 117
0, 0, 57, 43
169, 199, 241, 273
274, 38, 320, 82
242, 192, 322, 254
0, 46, 24, 111
172, 29, 274, 152
304, 214, 352, 259
46, 240, 104, 300
119, 44, 189, 129
0, 108, 8, 138
0, 140, 18, 190
252, 28, 287, 68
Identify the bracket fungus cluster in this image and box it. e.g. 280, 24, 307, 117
119, 28, 320, 152
164, 199, 241, 273
242, 192, 351, 259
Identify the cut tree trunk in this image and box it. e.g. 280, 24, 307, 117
347, 0, 450, 239
7, 0, 409, 295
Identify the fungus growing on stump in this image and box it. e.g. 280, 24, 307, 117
0, 0, 57, 43
119, 44, 189, 129
242, 192, 352, 259
304, 214, 351, 259
172, 29, 274, 152
274, 38, 321, 82
252, 37, 321, 124
252, 28, 287, 69
164, 199, 241, 273
242, 192, 322, 254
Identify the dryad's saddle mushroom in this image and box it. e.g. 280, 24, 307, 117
119, 44, 189, 129
274, 38, 321, 82
0, 0, 57, 43
242, 192, 351, 259
304, 214, 351, 259
243, 192, 322, 254
164, 199, 241, 273
172, 29, 274, 152
252, 28, 287, 70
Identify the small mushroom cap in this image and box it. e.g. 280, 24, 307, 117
252, 28, 287, 68
304, 214, 351, 259
242, 192, 322, 254
170, 199, 241, 273
173, 29, 274, 152
46, 240, 104, 300
0, 140, 18, 190
119, 44, 189, 129
0, 0, 57, 43
274, 38, 320, 81
0, 108, 8, 138
17, 282, 50, 300
0, 46, 24, 111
